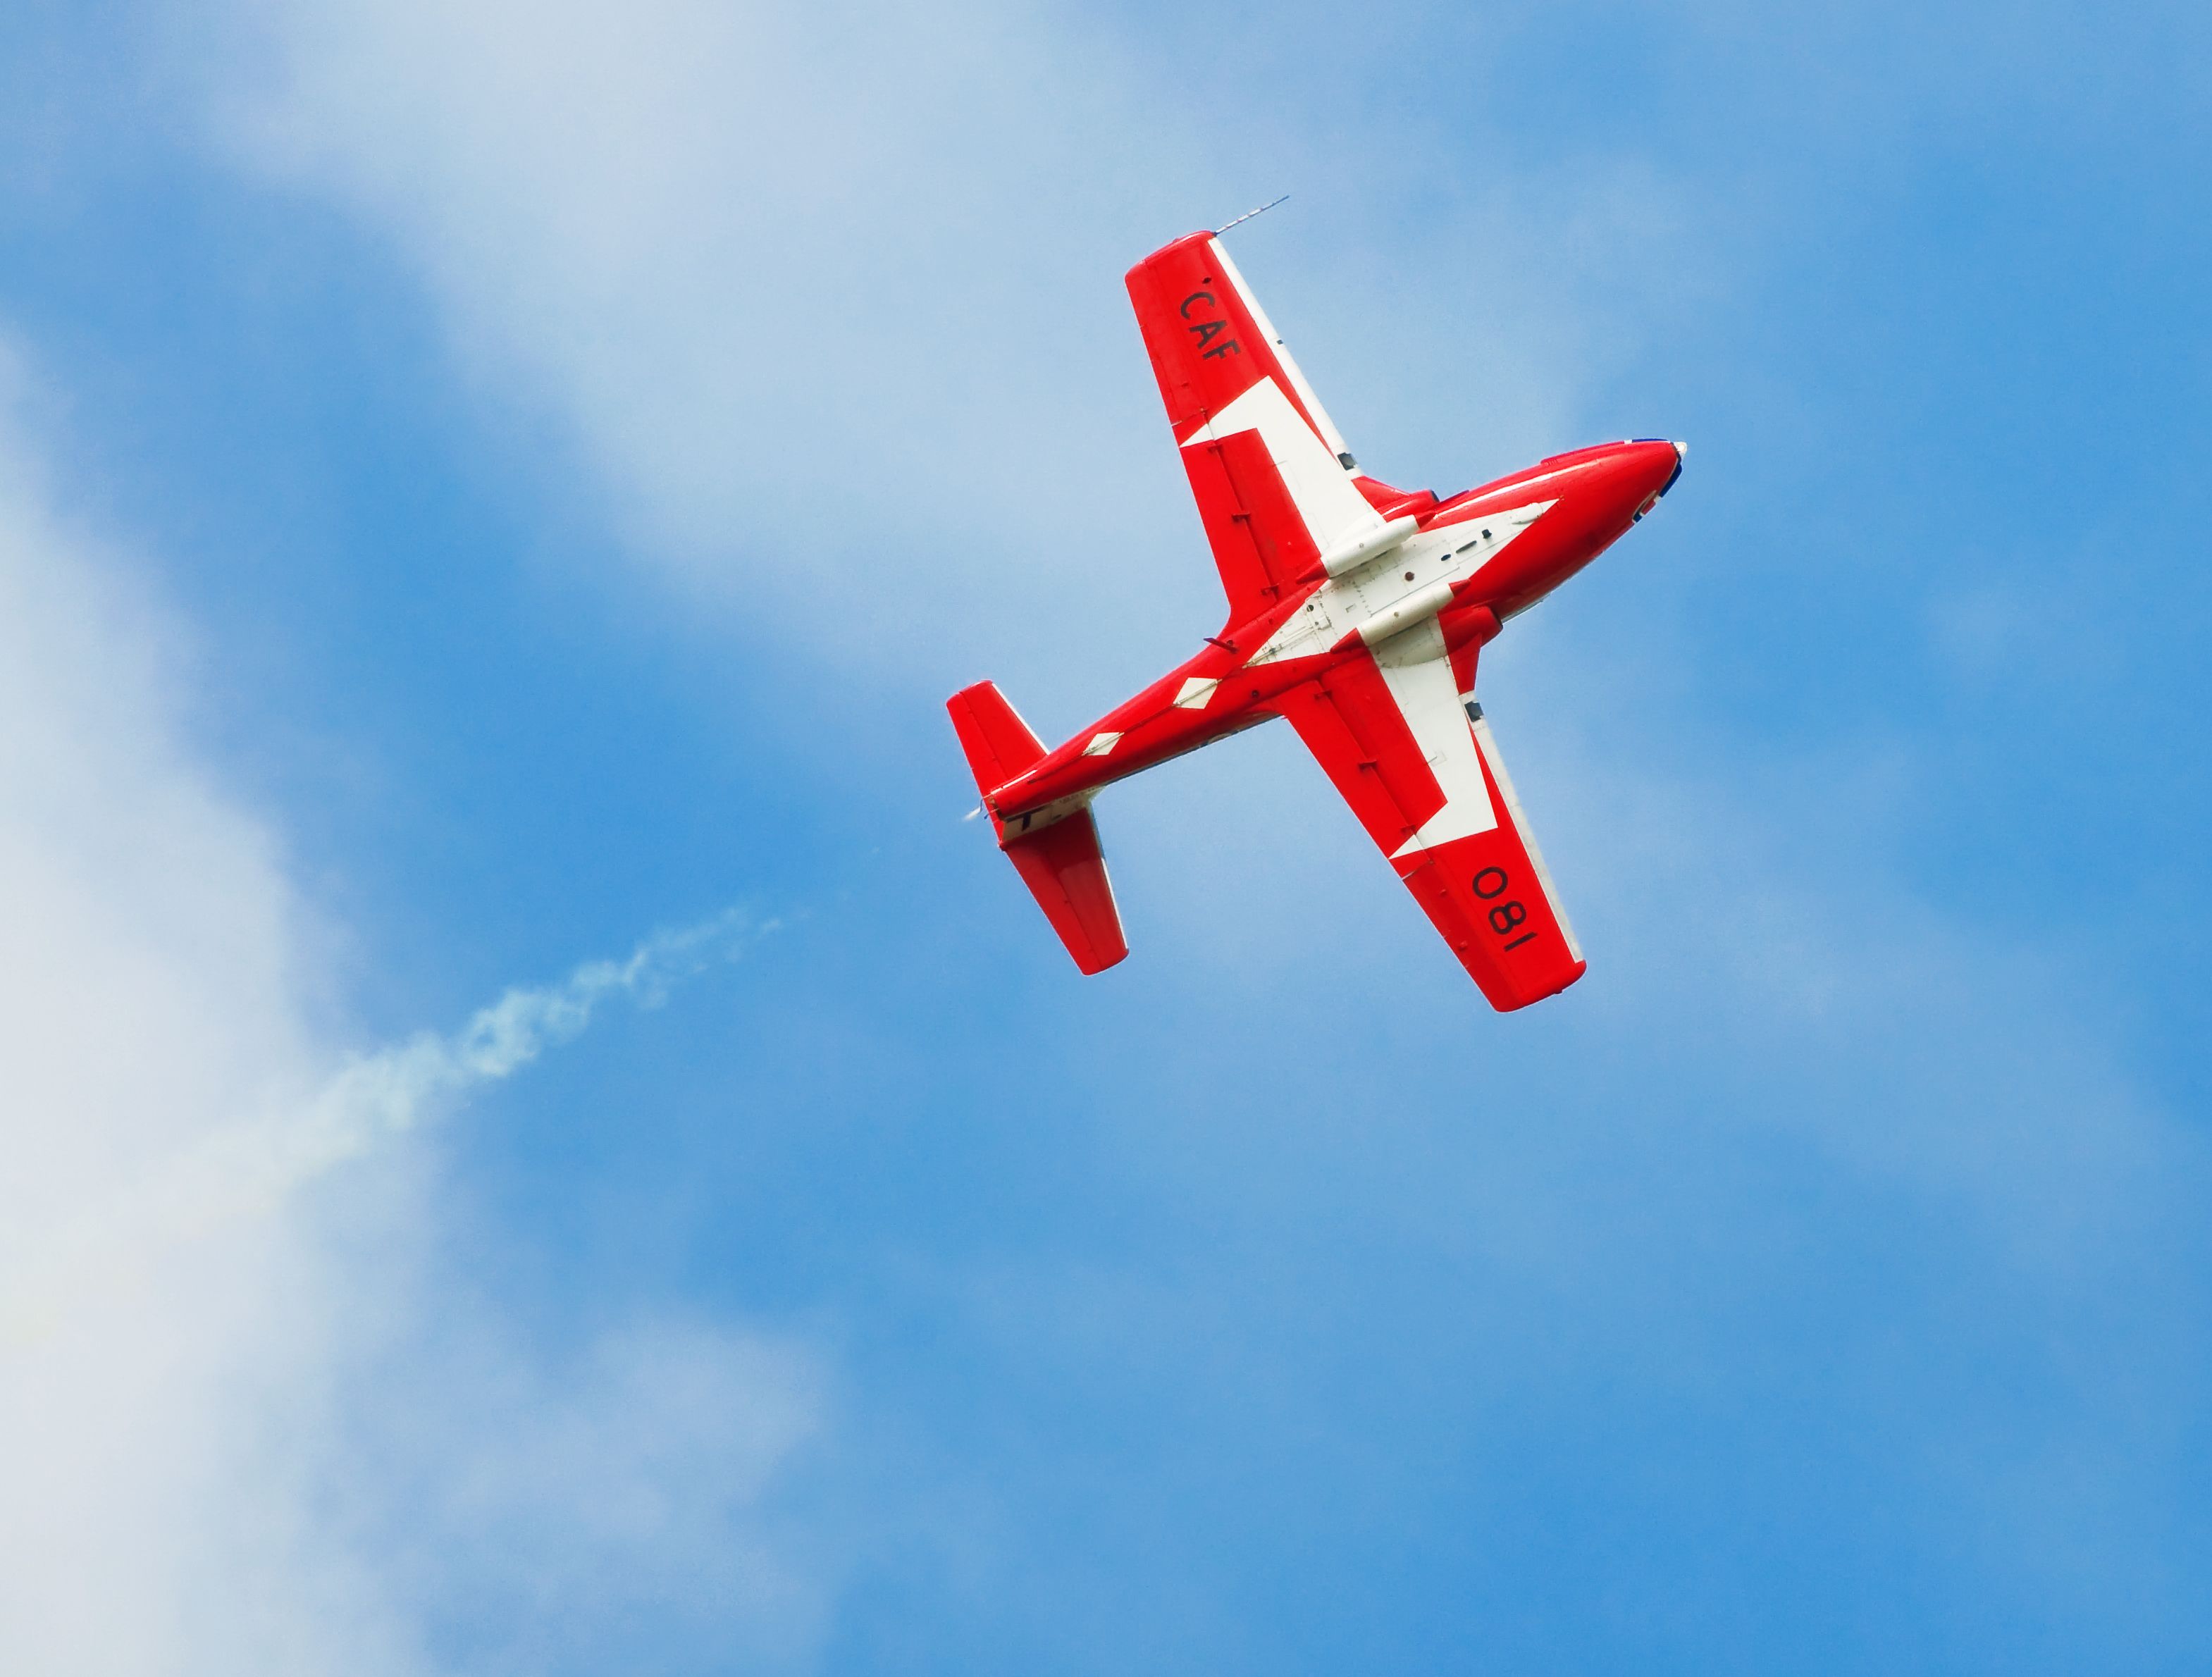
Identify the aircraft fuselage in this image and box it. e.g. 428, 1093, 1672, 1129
989, 437, 1683, 827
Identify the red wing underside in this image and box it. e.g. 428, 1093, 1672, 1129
1278, 638, 1585, 1010
1127, 232, 1384, 622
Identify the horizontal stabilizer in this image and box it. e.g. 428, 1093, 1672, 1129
1003, 806, 1128, 974
947, 681, 1130, 974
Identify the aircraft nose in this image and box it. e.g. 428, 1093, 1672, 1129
1621, 438, 1683, 522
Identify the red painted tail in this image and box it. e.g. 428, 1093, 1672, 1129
947, 682, 1129, 975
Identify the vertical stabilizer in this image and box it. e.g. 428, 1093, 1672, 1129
946, 679, 1046, 795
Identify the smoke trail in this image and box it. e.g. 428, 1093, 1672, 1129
3, 908, 764, 1344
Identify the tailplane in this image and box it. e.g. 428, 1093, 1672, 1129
947, 682, 1129, 975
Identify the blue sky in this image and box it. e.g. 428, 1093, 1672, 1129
2, 2, 2208, 1671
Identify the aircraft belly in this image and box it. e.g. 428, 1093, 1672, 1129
1249, 593, 1335, 666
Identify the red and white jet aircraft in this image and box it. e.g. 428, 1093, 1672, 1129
949, 228, 1684, 1010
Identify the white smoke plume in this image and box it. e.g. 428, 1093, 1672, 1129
2, 908, 766, 1347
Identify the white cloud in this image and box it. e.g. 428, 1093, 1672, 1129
347, 1313, 830, 1674
0, 348, 820, 1675
0, 340, 393, 1673
199, 0, 1698, 705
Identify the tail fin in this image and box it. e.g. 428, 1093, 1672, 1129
947, 679, 1048, 794
947, 682, 1129, 975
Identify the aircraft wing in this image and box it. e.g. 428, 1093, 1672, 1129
1276, 623, 1586, 1010
1126, 231, 1390, 621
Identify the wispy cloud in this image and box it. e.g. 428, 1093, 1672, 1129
0, 331, 834, 1670
200, 0, 1697, 706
